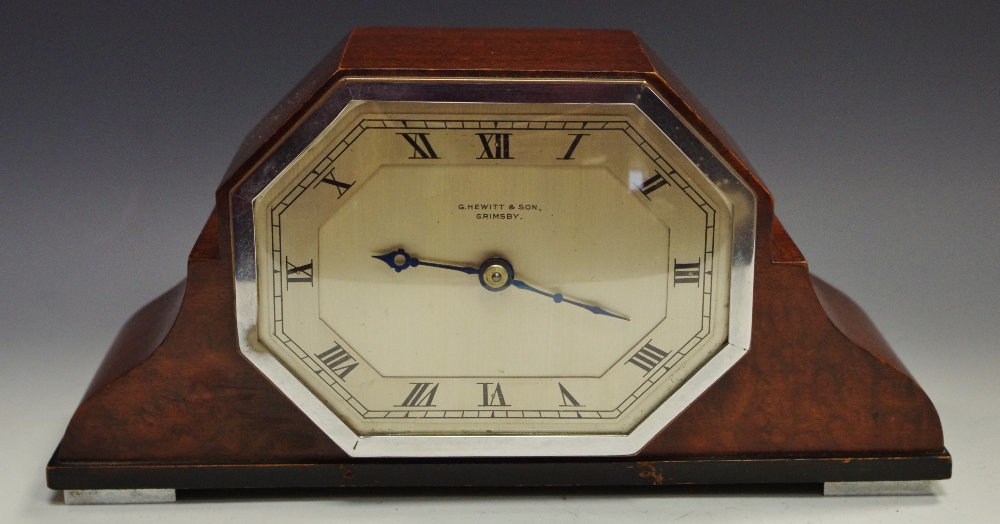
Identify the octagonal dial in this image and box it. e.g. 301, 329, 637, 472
252, 101, 733, 436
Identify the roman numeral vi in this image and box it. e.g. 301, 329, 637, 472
478, 382, 509, 407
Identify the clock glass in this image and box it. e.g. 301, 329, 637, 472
250, 99, 734, 437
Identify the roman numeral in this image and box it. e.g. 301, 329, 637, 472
674, 259, 701, 286
478, 382, 509, 406
314, 343, 357, 379
627, 342, 668, 373
558, 133, 588, 160
476, 133, 513, 159
285, 257, 313, 286
558, 383, 582, 407
398, 382, 438, 407
397, 133, 439, 159
635, 171, 670, 199
319, 169, 354, 198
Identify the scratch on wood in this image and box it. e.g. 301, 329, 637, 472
636, 461, 664, 485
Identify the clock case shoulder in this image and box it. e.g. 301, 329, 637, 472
49, 28, 947, 490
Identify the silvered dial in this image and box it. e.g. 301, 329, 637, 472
250, 100, 735, 437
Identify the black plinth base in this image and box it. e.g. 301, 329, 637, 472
47, 446, 951, 492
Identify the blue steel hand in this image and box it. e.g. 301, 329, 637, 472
372, 248, 478, 275
373, 248, 629, 321
510, 279, 630, 321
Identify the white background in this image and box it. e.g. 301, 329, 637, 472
2, 1, 997, 522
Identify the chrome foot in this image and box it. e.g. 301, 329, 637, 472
824, 480, 933, 496
64, 489, 176, 504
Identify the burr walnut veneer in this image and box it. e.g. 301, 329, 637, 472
48, 28, 948, 492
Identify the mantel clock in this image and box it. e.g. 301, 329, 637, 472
47, 28, 949, 503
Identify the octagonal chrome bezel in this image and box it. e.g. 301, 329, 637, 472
230, 78, 756, 457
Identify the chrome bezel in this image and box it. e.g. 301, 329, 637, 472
230, 78, 756, 457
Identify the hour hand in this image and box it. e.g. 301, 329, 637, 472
372, 248, 478, 275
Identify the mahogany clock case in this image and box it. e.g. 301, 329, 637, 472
46, 28, 949, 492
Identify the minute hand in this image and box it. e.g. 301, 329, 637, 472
510, 279, 630, 321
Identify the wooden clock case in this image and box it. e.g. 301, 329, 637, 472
47, 28, 949, 493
